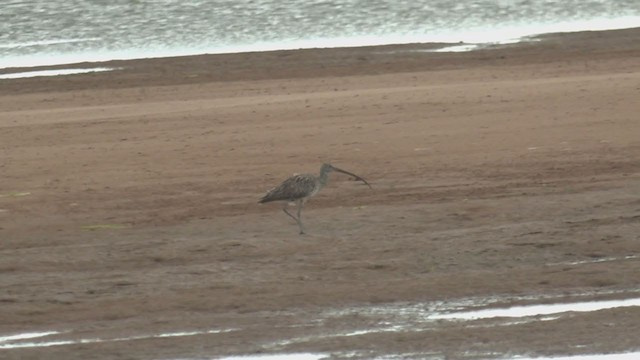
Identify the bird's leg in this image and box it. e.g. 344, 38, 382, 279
282, 200, 306, 234
297, 199, 306, 235
282, 203, 298, 223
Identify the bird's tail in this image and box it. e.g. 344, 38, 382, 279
258, 193, 273, 204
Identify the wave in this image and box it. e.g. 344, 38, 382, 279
0, 38, 100, 50
1, 16, 639, 70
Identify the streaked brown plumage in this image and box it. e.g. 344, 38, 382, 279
259, 163, 371, 234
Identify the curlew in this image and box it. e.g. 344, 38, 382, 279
259, 163, 372, 234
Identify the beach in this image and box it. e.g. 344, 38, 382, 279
1, 27, 640, 359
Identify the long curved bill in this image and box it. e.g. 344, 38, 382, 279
332, 166, 373, 189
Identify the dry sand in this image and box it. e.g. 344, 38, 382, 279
1, 28, 640, 359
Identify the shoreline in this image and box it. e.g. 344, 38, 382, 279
2, 19, 640, 71
1, 26, 639, 73
1, 26, 640, 97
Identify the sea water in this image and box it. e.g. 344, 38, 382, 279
1, 0, 639, 68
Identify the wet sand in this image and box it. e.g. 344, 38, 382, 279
1, 28, 640, 359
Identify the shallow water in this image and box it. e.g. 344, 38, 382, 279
2, 290, 639, 357
180, 351, 640, 360
1, 1, 639, 68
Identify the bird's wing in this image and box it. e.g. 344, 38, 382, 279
259, 174, 317, 203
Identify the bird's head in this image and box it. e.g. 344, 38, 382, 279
321, 163, 335, 173
320, 163, 372, 189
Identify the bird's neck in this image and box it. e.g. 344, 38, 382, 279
318, 169, 330, 187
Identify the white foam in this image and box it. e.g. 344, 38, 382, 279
432, 44, 481, 52
219, 354, 326, 360
513, 352, 640, 360
0, 67, 116, 79
0, 331, 60, 343
0, 328, 234, 349
430, 297, 640, 320
564, 255, 639, 266
0, 38, 100, 49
